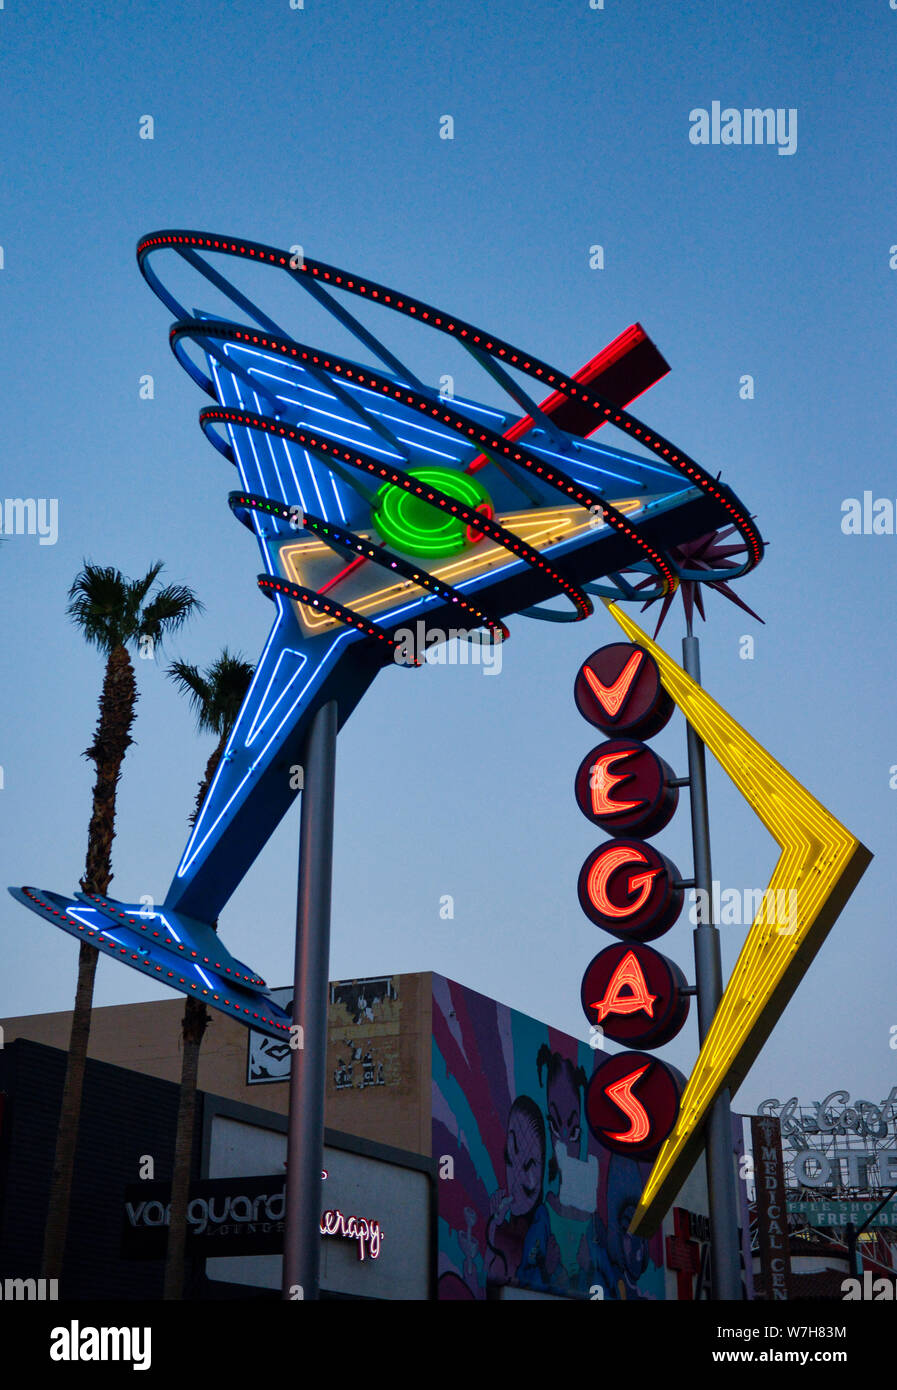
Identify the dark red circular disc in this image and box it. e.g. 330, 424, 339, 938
574, 738, 679, 837
574, 643, 674, 739
580, 941, 690, 1047
585, 1051, 685, 1157
577, 837, 683, 941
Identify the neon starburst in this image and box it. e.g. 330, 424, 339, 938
634, 526, 764, 636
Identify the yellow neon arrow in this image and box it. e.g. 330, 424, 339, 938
603, 602, 872, 1236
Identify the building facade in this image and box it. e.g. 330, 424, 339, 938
2, 971, 715, 1300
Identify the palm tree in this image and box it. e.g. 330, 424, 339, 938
43, 562, 202, 1281
163, 650, 255, 1300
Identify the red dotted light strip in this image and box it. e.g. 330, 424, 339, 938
173, 318, 674, 593
79, 890, 265, 985
206, 407, 596, 619
257, 575, 422, 660
19, 888, 289, 1034
230, 493, 510, 643
138, 234, 762, 575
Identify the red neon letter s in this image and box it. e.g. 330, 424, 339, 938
603, 1064, 652, 1143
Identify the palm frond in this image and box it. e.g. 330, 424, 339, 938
204, 650, 255, 736
67, 564, 132, 652
166, 661, 216, 733
140, 584, 204, 645
168, 647, 254, 738
130, 561, 166, 607
68, 562, 203, 653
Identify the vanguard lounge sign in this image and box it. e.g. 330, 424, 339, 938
122, 1176, 382, 1261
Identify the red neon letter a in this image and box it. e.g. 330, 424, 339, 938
591, 950, 658, 1023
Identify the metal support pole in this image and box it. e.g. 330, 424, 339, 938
847, 1180, 897, 1279
682, 633, 743, 1301
282, 699, 338, 1300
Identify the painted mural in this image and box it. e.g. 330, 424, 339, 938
432, 975, 665, 1300
328, 976, 400, 1094
247, 976, 400, 1089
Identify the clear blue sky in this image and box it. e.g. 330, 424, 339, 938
1, 0, 895, 1117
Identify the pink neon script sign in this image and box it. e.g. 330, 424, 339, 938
319, 1208, 383, 1260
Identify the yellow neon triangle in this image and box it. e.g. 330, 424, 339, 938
603, 602, 872, 1236
279, 500, 648, 634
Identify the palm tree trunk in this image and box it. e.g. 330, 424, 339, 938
193, 741, 224, 827
163, 997, 207, 1299
163, 733, 226, 1299
42, 645, 137, 1280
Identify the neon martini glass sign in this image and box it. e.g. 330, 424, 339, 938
9, 231, 764, 1036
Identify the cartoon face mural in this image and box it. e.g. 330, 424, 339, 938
433, 975, 664, 1300
485, 1096, 551, 1287
538, 1045, 586, 1170
506, 1098, 545, 1216
603, 1154, 653, 1298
